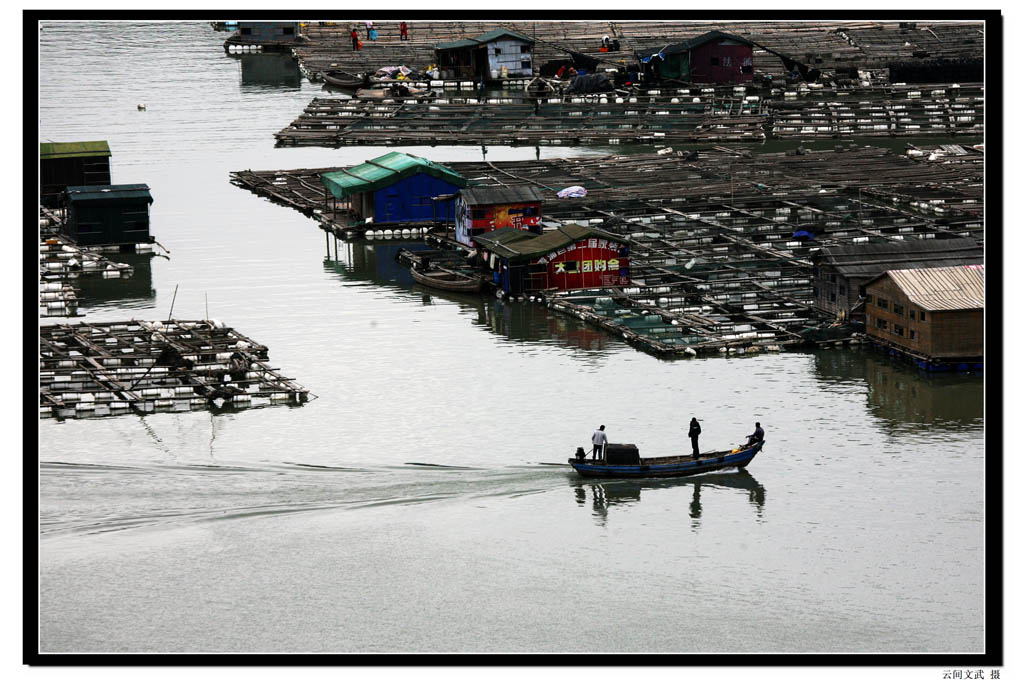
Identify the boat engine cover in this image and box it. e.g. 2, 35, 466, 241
604, 443, 640, 465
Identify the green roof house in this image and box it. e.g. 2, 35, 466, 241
40, 141, 112, 207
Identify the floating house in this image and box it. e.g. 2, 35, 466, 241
639, 31, 754, 84
225, 22, 303, 50
810, 238, 983, 319
454, 186, 544, 247
474, 224, 630, 295
863, 264, 984, 366
321, 152, 467, 226
434, 29, 535, 81
40, 141, 112, 207
63, 184, 154, 248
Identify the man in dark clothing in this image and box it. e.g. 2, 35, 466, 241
688, 417, 701, 459
745, 421, 765, 447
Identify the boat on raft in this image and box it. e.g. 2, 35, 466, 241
321, 70, 367, 89
569, 440, 764, 478
410, 263, 486, 293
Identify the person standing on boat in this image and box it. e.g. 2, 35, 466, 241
591, 425, 608, 460
745, 421, 764, 447
688, 417, 701, 459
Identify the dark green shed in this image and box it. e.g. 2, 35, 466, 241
64, 184, 154, 247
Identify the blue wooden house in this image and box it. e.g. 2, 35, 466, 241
321, 152, 467, 226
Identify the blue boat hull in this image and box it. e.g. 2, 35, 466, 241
569, 441, 764, 478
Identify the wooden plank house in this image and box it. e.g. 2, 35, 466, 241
863, 264, 984, 368
810, 238, 983, 319
639, 31, 754, 84
321, 152, 467, 226
40, 141, 112, 207
474, 224, 630, 295
63, 184, 154, 248
454, 186, 544, 247
434, 29, 535, 81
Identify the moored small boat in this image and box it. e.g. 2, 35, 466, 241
321, 70, 366, 89
411, 264, 486, 293
569, 440, 764, 478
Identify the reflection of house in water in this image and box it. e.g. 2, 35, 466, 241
812, 349, 983, 431
236, 53, 302, 88
323, 240, 616, 353
574, 470, 765, 526
476, 297, 613, 352
324, 240, 417, 285
74, 253, 156, 309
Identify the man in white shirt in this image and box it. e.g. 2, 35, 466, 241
591, 425, 608, 460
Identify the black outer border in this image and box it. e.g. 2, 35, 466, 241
24, 7, 1003, 668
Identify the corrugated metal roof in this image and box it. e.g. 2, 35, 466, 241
460, 186, 544, 206
472, 29, 534, 45
65, 184, 153, 203
321, 152, 466, 199
436, 29, 534, 51
814, 238, 983, 278
435, 38, 479, 50
476, 224, 625, 262
877, 264, 985, 311
40, 141, 111, 160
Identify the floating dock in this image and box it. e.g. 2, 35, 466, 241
273, 79, 981, 148
289, 20, 982, 82
40, 236, 136, 318
231, 144, 981, 357
40, 320, 312, 419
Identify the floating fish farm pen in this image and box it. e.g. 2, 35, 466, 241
231, 145, 982, 357
39, 320, 312, 420
289, 20, 981, 83
40, 236, 135, 318
273, 92, 767, 148
272, 77, 981, 148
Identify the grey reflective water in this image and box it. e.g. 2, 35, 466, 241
37, 21, 986, 654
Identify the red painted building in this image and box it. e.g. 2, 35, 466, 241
474, 224, 630, 295
454, 186, 544, 247
641, 31, 754, 85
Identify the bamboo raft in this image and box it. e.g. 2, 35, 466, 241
40, 320, 313, 420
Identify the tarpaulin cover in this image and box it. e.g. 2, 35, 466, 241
565, 73, 613, 94
557, 186, 587, 198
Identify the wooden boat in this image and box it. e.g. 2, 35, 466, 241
411, 264, 486, 293
321, 70, 366, 89
569, 440, 764, 478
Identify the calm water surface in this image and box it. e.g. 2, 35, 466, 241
36, 21, 986, 654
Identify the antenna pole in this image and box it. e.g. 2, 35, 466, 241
167, 284, 179, 321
